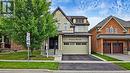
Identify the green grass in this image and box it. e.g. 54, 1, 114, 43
0, 61, 59, 70
114, 62, 130, 70
0, 50, 54, 60
93, 53, 121, 61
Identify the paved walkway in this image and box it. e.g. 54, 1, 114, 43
106, 54, 130, 61
59, 63, 124, 70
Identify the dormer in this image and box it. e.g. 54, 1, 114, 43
67, 16, 89, 25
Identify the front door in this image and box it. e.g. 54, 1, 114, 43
103, 42, 111, 53
49, 36, 58, 49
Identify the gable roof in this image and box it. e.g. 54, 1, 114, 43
89, 16, 130, 32
96, 16, 130, 28
52, 7, 74, 25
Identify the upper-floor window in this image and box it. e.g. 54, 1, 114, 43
106, 27, 117, 33
57, 23, 60, 29
76, 19, 84, 23
0, 0, 13, 14
64, 23, 67, 31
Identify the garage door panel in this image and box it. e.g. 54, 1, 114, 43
62, 45, 88, 54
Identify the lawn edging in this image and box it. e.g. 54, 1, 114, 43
91, 54, 106, 61
92, 53, 121, 61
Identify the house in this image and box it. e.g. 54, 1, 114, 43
89, 16, 130, 55
0, 0, 91, 55
47, 7, 91, 55
0, 0, 24, 50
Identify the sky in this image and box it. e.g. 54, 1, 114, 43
50, 0, 130, 29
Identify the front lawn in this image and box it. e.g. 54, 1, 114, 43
93, 53, 121, 61
114, 62, 130, 70
0, 61, 59, 70
0, 50, 54, 60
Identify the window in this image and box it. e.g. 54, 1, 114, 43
69, 42, 75, 45
82, 42, 87, 45
106, 28, 109, 33
76, 19, 84, 23
0, 0, 13, 14
106, 27, 117, 33
57, 23, 60, 29
64, 42, 69, 45
64, 23, 67, 31
76, 42, 81, 45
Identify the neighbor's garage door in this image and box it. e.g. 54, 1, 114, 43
62, 42, 88, 54
113, 43, 123, 53
103, 42, 111, 54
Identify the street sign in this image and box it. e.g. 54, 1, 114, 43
26, 32, 30, 47
26, 32, 30, 61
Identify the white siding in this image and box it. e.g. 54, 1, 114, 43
75, 26, 88, 32
54, 10, 73, 33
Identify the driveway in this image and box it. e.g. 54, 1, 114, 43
62, 55, 101, 61
59, 63, 124, 70
106, 54, 130, 61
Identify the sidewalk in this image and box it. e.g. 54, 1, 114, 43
0, 60, 130, 63
0, 69, 130, 73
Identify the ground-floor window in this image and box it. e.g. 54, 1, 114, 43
64, 42, 87, 45
64, 42, 69, 45
76, 42, 81, 45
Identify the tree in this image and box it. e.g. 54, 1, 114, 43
1, 0, 57, 55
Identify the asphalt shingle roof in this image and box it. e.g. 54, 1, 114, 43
96, 16, 130, 28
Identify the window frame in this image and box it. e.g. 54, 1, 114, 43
1, 0, 14, 14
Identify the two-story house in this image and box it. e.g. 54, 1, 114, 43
89, 16, 130, 55
47, 7, 91, 55
0, 0, 92, 55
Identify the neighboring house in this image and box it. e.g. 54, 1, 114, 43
0, 0, 23, 50
89, 16, 130, 55
47, 7, 91, 55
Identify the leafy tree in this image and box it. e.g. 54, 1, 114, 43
1, 0, 57, 55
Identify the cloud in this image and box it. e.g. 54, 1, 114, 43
88, 16, 104, 29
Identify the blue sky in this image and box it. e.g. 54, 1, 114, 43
50, 0, 130, 29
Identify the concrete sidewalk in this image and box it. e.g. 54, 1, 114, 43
0, 60, 130, 63
0, 69, 130, 73
106, 54, 130, 61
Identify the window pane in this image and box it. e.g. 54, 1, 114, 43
2, 2, 6, 12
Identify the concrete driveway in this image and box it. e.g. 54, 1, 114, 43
106, 54, 130, 61
62, 55, 101, 61
59, 63, 124, 70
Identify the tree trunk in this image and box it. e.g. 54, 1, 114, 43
41, 40, 45, 56
1, 36, 5, 48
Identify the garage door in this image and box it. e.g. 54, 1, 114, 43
113, 43, 123, 53
103, 42, 111, 54
62, 42, 88, 54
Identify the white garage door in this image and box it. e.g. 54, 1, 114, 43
62, 42, 88, 54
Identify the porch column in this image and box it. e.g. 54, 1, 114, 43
88, 36, 91, 54
101, 38, 103, 55
124, 41, 128, 54
58, 35, 62, 55
58, 35, 62, 50
111, 41, 113, 54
